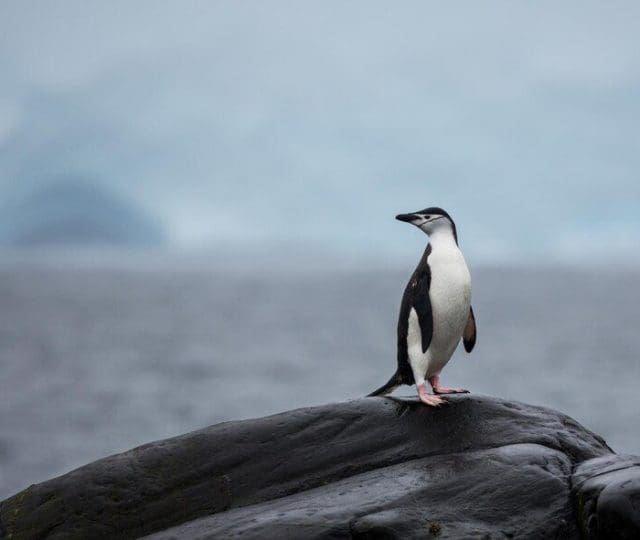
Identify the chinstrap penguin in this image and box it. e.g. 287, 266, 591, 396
368, 207, 476, 406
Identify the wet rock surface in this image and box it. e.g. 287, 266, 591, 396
145, 443, 577, 540
1, 394, 636, 539
573, 454, 640, 540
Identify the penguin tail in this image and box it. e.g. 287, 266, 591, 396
367, 372, 402, 397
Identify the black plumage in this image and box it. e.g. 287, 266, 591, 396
396, 244, 433, 384
368, 244, 432, 395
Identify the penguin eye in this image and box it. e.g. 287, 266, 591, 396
424, 215, 431, 220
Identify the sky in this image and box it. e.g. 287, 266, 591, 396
1, 1, 639, 264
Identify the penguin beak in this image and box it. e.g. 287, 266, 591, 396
395, 213, 420, 223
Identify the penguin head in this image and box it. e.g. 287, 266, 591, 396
395, 207, 457, 240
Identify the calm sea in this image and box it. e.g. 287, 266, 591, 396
0, 255, 638, 499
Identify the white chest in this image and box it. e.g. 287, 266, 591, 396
407, 240, 471, 378
428, 245, 472, 325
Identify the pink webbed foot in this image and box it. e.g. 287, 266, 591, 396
429, 375, 469, 395
417, 383, 445, 407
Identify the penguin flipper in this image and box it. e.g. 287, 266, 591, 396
395, 244, 432, 384
413, 285, 433, 354
463, 306, 476, 353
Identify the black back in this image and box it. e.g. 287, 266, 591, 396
396, 243, 433, 384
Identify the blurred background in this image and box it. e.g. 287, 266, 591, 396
1, 1, 639, 499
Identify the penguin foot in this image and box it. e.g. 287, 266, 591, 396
428, 375, 469, 395
417, 384, 445, 407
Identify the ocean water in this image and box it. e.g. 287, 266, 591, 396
0, 257, 638, 500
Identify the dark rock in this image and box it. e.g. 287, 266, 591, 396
144, 444, 577, 539
0, 395, 624, 539
573, 454, 640, 539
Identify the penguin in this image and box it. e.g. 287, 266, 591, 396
368, 207, 476, 406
